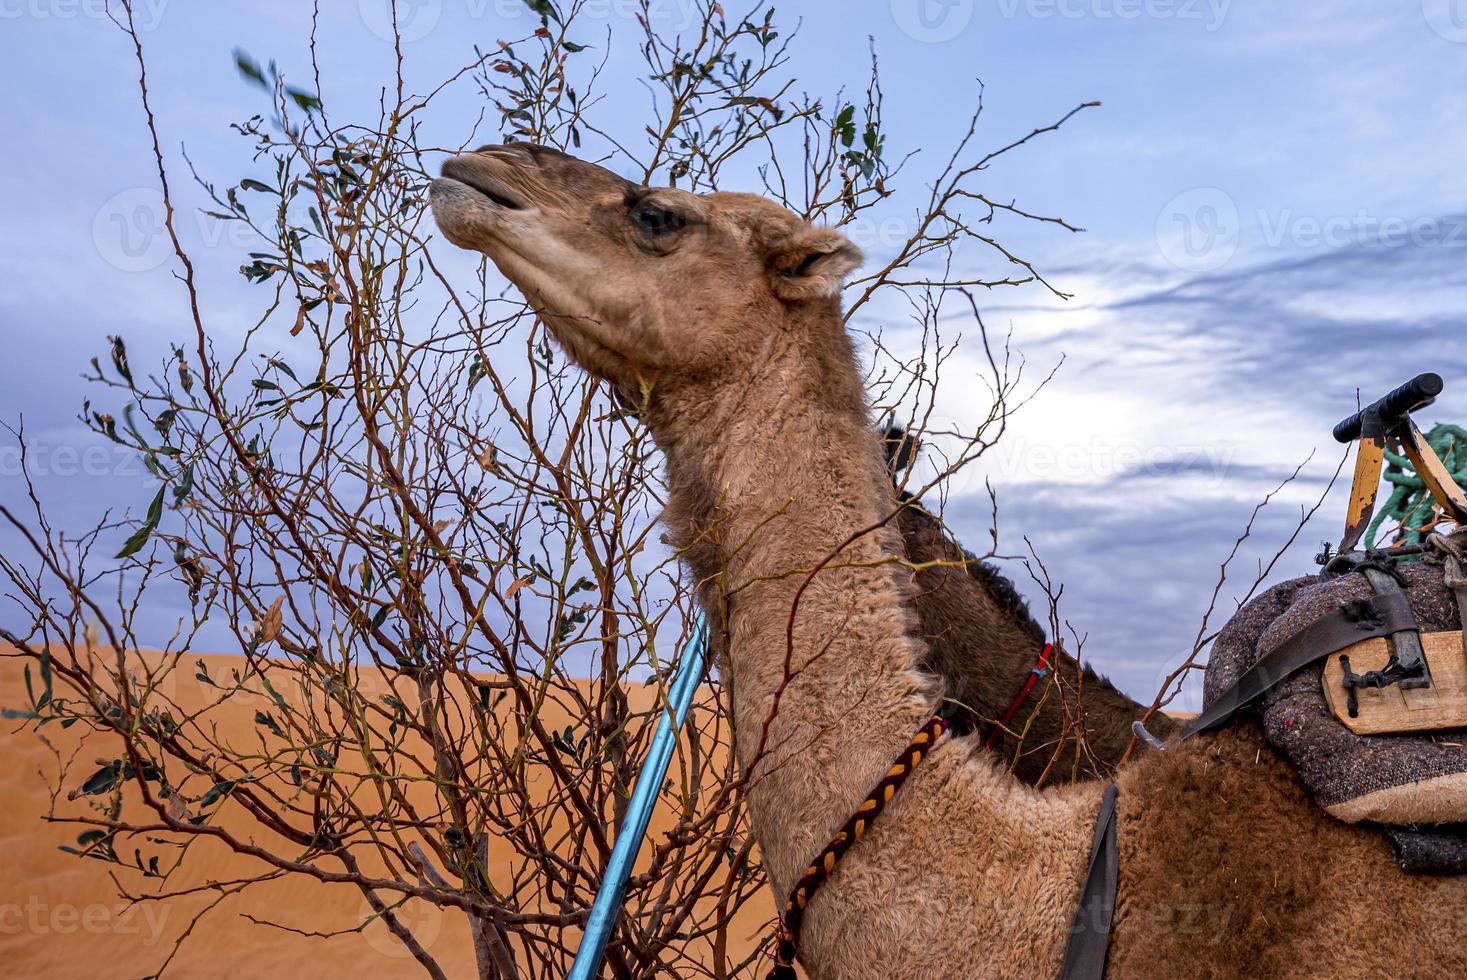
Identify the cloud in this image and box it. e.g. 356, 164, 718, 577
908, 227, 1467, 705
4, 2, 1465, 702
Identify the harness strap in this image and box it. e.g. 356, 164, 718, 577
767, 715, 948, 980
1060, 784, 1119, 980
984, 642, 1055, 751
1428, 531, 1467, 650
1451, 562, 1467, 657
1182, 590, 1419, 740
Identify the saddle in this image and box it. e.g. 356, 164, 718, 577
1196, 538, 1467, 872
1190, 374, 1467, 874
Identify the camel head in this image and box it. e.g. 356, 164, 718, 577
429, 143, 863, 392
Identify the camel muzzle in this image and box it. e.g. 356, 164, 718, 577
439, 154, 533, 211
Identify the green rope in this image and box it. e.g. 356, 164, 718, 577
1364, 422, 1467, 550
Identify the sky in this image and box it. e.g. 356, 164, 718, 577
2, 0, 1466, 707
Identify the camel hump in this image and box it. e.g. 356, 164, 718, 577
1201, 550, 1467, 874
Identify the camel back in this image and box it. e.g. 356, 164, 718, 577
1202, 548, 1467, 874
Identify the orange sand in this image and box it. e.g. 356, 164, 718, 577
0, 651, 776, 977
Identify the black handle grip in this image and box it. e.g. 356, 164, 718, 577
1332, 372, 1444, 443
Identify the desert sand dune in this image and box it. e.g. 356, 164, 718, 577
0, 650, 773, 977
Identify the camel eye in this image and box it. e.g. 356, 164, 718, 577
631, 204, 688, 236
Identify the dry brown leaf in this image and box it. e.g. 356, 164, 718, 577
259, 596, 285, 645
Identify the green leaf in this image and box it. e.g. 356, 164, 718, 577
241, 258, 282, 283
286, 87, 322, 113
863, 124, 882, 154
122, 403, 153, 449
153, 408, 177, 438
110, 336, 134, 386
260, 676, 289, 714
199, 780, 235, 808
36, 650, 52, 709
115, 484, 168, 559
239, 178, 275, 194
80, 761, 122, 796
523, 0, 560, 24
173, 463, 195, 504
233, 49, 268, 90
23, 656, 52, 712
199, 775, 254, 809
555, 608, 588, 642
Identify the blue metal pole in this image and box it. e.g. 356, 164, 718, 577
569, 614, 709, 980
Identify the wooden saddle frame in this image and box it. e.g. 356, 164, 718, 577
1323, 373, 1467, 735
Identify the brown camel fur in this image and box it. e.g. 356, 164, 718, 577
895, 496, 1176, 782
431, 143, 1466, 978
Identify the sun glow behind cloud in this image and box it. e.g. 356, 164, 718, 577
873, 229, 1467, 705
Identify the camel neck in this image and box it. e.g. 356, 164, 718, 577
650, 310, 939, 892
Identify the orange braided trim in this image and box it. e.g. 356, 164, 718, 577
767, 714, 949, 980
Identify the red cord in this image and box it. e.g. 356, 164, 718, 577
984, 642, 1054, 750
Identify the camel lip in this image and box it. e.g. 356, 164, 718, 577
439, 158, 531, 212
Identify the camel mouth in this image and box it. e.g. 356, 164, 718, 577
439, 157, 531, 212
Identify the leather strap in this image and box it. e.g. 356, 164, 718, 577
1441, 545, 1467, 655
1442, 566, 1467, 688
1423, 531, 1467, 654
1060, 784, 1118, 980
1183, 590, 1419, 740
1456, 583, 1467, 657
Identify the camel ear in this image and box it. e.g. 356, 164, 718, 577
768, 228, 863, 300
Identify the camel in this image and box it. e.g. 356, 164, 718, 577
430, 142, 1467, 978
